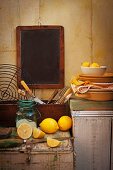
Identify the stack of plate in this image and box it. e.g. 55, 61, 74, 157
79, 72, 113, 83
76, 73, 113, 101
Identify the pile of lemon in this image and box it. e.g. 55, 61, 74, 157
81, 61, 100, 68
39, 116, 72, 134
17, 116, 72, 147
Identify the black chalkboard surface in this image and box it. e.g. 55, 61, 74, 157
16, 26, 64, 89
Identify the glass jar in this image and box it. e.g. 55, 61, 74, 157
16, 100, 38, 128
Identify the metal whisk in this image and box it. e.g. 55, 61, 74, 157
0, 64, 25, 101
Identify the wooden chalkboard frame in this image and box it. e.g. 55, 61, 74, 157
16, 25, 64, 89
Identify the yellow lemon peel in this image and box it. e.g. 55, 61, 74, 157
70, 76, 84, 86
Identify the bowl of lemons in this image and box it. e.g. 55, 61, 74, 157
81, 62, 107, 76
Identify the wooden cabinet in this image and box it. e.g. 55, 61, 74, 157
71, 111, 113, 170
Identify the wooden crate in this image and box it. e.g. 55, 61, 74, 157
37, 102, 70, 124
0, 101, 70, 127
0, 131, 74, 170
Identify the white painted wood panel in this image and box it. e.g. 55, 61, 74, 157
73, 116, 111, 170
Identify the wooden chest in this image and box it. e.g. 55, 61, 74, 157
0, 131, 74, 170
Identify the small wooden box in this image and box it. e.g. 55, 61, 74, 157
0, 131, 74, 170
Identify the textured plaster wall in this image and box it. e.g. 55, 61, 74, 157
0, 0, 113, 99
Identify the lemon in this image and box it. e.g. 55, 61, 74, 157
81, 61, 90, 67
90, 62, 100, 68
58, 116, 72, 131
17, 123, 32, 139
47, 137, 61, 147
33, 127, 45, 139
39, 118, 59, 134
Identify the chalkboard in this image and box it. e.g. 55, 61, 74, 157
16, 26, 64, 89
